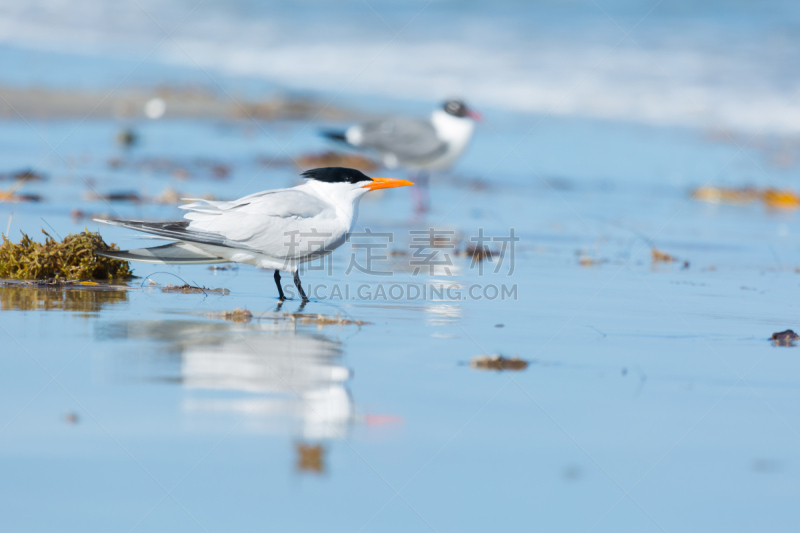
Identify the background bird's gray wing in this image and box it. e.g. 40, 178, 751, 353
359, 117, 447, 162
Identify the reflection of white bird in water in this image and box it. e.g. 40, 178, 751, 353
107, 319, 357, 443
95, 167, 412, 301
322, 100, 481, 212
180, 328, 353, 440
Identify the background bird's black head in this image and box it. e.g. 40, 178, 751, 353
443, 99, 469, 117
302, 167, 372, 184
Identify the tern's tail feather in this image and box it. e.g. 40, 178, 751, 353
97, 242, 229, 265
320, 130, 348, 143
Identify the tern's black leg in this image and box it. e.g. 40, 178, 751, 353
274, 269, 286, 301
293, 270, 309, 301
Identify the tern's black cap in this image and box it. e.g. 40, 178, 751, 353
302, 167, 372, 184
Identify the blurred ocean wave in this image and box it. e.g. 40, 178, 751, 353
1, 0, 799, 133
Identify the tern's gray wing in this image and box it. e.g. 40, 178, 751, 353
359, 117, 447, 164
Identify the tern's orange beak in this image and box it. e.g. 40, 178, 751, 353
362, 177, 414, 190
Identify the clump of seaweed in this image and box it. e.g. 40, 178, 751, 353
692, 186, 800, 209
295, 443, 325, 473
206, 308, 253, 323
162, 283, 230, 295
0, 189, 42, 202
692, 186, 760, 204
470, 355, 528, 371
762, 189, 800, 209
771, 329, 799, 347
0, 230, 132, 280
651, 248, 677, 263
287, 313, 369, 327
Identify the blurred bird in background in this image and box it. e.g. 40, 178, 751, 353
322, 99, 481, 212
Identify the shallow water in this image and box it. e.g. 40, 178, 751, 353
1, 108, 800, 532
2, 35, 800, 533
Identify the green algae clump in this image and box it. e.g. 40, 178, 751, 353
0, 230, 132, 280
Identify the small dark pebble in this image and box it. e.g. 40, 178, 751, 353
64, 412, 79, 424
771, 329, 799, 346
211, 164, 230, 179
465, 245, 494, 262
116, 129, 138, 148
470, 355, 528, 371
10, 169, 45, 182
86, 191, 142, 202
162, 283, 230, 295
495, 324, 504, 328
296, 443, 325, 473
208, 265, 237, 271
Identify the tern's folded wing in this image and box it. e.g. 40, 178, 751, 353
180, 189, 329, 219
179, 189, 336, 249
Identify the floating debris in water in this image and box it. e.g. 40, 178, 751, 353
470, 355, 528, 371
287, 313, 368, 327
692, 186, 800, 209
762, 189, 800, 209
771, 329, 799, 346
71, 209, 112, 221
84, 191, 142, 203
206, 308, 253, 323
0, 169, 45, 182
0, 230, 132, 280
651, 248, 678, 263
579, 255, 603, 267
296, 443, 325, 474
462, 244, 494, 262
64, 412, 79, 424
209, 163, 230, 179
296, 151, 378, 172
116, 129, 138, 148
162, 284, 230, 295
0, 189, 42, 202
208, 265, 237, 271
692, 186, 759, 204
